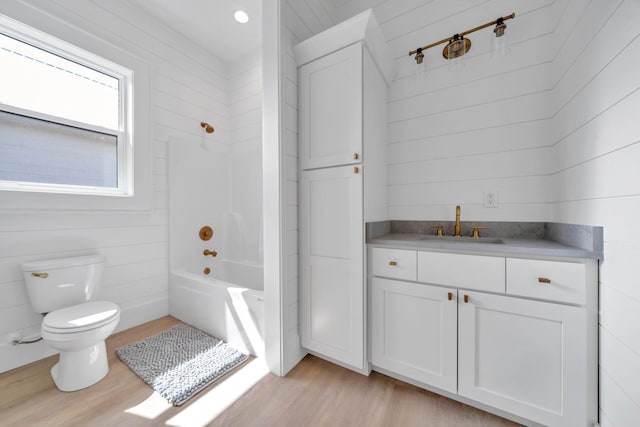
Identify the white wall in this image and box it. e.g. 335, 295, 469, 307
0, 0, 229, 373
228, 51, 264, 265
549, 1, 640, 425
279, 0, 335, 373
358, 0, 560, 221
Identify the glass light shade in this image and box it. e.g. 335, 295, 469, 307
491, 29, 510, 57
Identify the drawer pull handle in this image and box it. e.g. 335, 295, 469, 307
448, 292, 453, 301
464, 294, 469, 303
353, 153, 359, 160
538, 277, 551, 284
389, 261, 397, 266
354, 166, 359, 174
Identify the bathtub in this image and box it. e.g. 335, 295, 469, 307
169, 260, 264, 357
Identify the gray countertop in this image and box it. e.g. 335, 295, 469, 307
366, 221, 604, 260
368, 233, 598, 259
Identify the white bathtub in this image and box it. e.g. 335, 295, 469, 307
169, 261, 264, 357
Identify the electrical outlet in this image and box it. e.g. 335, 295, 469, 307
483, 191, 498, 208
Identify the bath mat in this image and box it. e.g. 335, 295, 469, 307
116, 323, 248, 406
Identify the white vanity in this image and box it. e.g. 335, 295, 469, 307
368, 236, 599, 427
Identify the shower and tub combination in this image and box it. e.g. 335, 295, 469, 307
168, 128, 264, 357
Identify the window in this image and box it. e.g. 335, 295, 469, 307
0, 18, 133, 196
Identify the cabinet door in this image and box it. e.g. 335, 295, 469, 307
299, 43, 362, 170
371, 278, 457, 393
458, 291, 586, 427
300, 165, 364, 369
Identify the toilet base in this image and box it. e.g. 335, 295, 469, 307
50, 340, 109, 392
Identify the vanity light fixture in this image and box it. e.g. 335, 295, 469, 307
409, 12, 515, 64
234, 10, 249, 24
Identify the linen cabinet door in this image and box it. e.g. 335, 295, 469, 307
458, 291, 586, 427
299, 43, 362, 170
371, 278, 457, 393
300, 165, 364, 369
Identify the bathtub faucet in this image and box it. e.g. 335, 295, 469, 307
203, 249, 217, 257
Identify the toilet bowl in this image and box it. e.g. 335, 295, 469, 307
21, 255, 121, 392
42, 301, 120, 391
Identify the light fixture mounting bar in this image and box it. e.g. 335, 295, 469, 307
408, 12, 515, 57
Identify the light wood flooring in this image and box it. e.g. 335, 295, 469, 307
0, 316, 520, 427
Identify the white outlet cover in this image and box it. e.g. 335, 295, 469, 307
483, 191, 498, 208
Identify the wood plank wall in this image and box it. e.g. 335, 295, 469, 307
280, 0, 336, 374
549, 1, 640, 425
0, 0, 231, 373
229, 51, 264, 264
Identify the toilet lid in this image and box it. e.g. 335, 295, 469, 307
43, 301, 120, 333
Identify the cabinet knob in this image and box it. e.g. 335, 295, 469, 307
388, 261, 397, 266
354, 166, 359, 174
448, 292, 453, 301
353, 153, 359, 160
538, 277, 551, 284
463, 294, 469, 303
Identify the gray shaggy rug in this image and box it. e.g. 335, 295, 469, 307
116, 323, 248, 406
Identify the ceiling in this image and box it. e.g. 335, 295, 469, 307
133, 0, 262, 63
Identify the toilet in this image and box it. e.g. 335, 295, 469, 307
22, 255, 120, 392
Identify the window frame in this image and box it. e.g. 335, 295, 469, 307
0, 17, 134, 197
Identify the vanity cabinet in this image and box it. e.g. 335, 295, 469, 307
295, 11, 392, 372
458, 290, 586, 427
371, 277, 457, 392
369, 247, 597, 427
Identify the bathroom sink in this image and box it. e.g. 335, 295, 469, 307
419, 235, 504, 244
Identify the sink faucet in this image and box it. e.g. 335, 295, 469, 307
454, 205, 461, 237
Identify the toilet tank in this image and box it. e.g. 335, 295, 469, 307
22, 255, 105, 314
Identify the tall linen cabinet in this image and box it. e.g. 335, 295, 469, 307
294, 10, 394, 372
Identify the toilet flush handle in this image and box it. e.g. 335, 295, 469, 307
31, 272, 49, 279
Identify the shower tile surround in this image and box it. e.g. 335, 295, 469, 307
367, 220, 603, 259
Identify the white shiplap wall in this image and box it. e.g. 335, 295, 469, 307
229, 51, 264, 264
281, 0, 315, 374
549, 1, 640, 425
372, 0, 561, 221
0, 0, 230, 373
279, 0, 340, 373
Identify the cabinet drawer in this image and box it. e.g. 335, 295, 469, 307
371, 248, 417, 281
418, 252, 505, 293
506, 258, 586, 305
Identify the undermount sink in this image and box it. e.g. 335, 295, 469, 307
419, 235, 504, 244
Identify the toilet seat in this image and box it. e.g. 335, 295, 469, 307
43, 301, 120, 334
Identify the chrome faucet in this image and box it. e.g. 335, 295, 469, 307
454, 205, 462, 237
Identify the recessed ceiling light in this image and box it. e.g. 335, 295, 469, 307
234, 10, 249, 24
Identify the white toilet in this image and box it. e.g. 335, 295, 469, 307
22, 255, 120, 392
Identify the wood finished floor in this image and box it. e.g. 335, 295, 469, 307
0, 316, 520, 427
